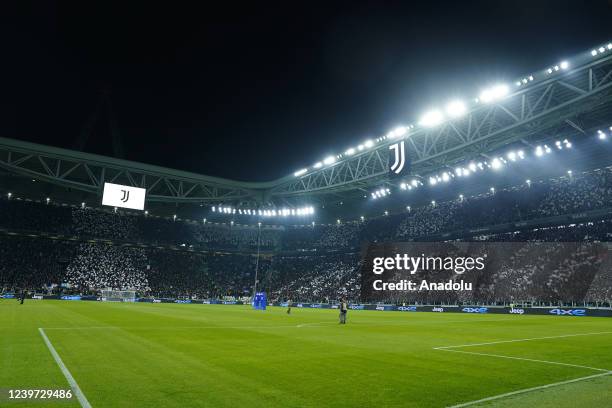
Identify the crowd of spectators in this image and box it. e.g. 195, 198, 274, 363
0, 168, 610, 305
65, 243, 150, 292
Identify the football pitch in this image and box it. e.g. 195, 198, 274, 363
2, 300, 611, 407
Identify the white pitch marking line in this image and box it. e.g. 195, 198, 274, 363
435, 331, 612, 349
435, 331, 612, 407
38, 328, 92, 408
436, 348, 609, 372
446, 371, 612, 408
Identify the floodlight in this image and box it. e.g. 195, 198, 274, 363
419, 110, 444, 127
591, 50, 598, 56
608, 43, 612, 50
400, 182, 406, 190
357, 144, 364, 151
455, 167, 463, 176
294, 168, 308, 177
468, 162, 477, 172
442, 172, 450, 182
560, 61, 569, 69
517, 150, 525, 159
364, 140, 374, 148
493, 84, 509, 98
323, 156, 335, 165
490, 187, 495, 193
445, 100, 467, 118
598, 131, 606, 140
491, 158, 502, 169
480, 84, 509, 102
411, 179, 418, 187
345, 148, 355, 156
388, 126, 407, 138
429, 176, 437, 186
431, 200, 436, 206
535, 146, 544, 157
212, 206, 216, 212
567, 170, 572, 175
313, 162, 322, 169
599, 47, 605, 53
507, 151, 516, 161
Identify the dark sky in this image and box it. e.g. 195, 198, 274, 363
1, 1, 611, 181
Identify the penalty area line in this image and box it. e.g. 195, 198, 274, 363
435, 331, 612, 407
38, 328, 92, 408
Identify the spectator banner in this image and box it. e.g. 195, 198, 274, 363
102, 182, 147, 211
360, 242, 610, 304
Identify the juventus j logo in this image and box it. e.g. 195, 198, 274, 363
389, 141, 406, 174
120, 190, 130, 203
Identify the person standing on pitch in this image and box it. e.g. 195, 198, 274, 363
287, 299, 292, 315
339, 298, 348, 324
19, 289, 26, 305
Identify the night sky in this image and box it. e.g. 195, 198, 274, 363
1, 1, 611, 181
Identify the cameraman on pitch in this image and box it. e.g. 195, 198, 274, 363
339, 297, 348, 324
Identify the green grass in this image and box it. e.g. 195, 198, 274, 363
1, 300, 611, 407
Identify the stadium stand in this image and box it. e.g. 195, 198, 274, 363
1, 168, 611, 306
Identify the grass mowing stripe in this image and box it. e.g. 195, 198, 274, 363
446, 372, 612, 408
38, 328, 92, 408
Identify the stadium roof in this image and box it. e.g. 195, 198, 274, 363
1, 41, 612, 220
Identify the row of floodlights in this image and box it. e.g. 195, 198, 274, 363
372, 138, 572, 198
591, 44, 612, 56
427, 140, 570, 186
371, 188, 391, 200
212, 205, 315, 217
295, 43, 608, 176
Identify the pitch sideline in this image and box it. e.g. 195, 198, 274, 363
38, 328, 92, 408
